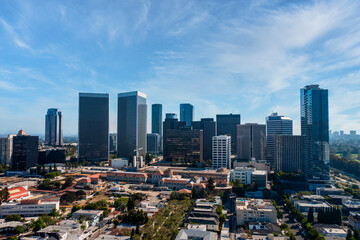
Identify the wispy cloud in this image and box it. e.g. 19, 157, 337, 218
0, 18, 32, 51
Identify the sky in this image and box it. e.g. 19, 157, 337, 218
1, 0, 360, 136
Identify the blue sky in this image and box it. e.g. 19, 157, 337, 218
1, 0, 360, 136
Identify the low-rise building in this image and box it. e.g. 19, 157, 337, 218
0, 199, 59, 217
235, 198, 277, 226
110, 158, 129, 169
230, 167, 267, 189
72, 209, 103, 226
7, 186, 31, 201
158, 177, 191, 190
0, 221, 23, 233
349, 212, 360, 230
252, 170, 267, 189
343, 199, 360, 214
107, 171, 148, 183
176, 228, 217, 240
316, 186, 345, 196
293, 200, 331, 213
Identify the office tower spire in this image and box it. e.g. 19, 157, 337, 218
45, 108, 63, 146
301, 84, 330, 182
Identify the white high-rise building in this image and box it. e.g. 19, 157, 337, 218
0, 134, 15, 166
212, 135, 231, 169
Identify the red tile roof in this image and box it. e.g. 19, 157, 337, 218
8, 186, 30, 201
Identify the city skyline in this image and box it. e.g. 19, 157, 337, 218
1, 1, 360, 135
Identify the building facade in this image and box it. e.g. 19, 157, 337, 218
180, 103, 194, 126
301, 85, 330, 182
216, 114, 240, 155
109, 133, 117, 152
147, 133, 161, 155
236, 199, 277, 226
78, 93, 109, 161
192, 118, 216, 162
152, 104, 162, 136
11, 130, 38, 171
118, 91, 147, 158
0, 200, 59, 217
45, 108, 63, 146
237, 124, 266, 161
274, 135, 304, 173
38, 148, 66, 165
265, 113, 292, 167
212, 135, 231, 169
0, 134, 15, 166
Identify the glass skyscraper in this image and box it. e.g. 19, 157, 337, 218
152, 104, 162, 136
265, 113, 293, 167
78, 93, 109, 161
216, 114, 241, 155
45, 108, 63, 146
180, 103, 194, 126
118, 91, 147, 158
301, 85, 330, 182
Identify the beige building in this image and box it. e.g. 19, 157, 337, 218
0, 199, 59, 217
236, 198, 277, 226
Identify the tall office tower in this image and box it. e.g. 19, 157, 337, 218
301, 85, 330, 182
164, 126, 203, 165
192, 118, 216, 162
216, 114, 241, 155
147, 133, 161, 155
265, 113, 293, 168
118, 91, 147, 158
274, 135, 304, 173
78, 93, 109, 161
237, 123, 266, 160
0, 134, 15, 166
180, 103, 194, 126
152, 104, 162, 136
11, 129, 38, 171
163, 114, 186, 156
45, 108, 63, 146
109, 133, 117, 152
212, 135, 231, 169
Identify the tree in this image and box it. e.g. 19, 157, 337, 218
72, 205, 82, 213
127, 197, 135, 211
53, 163, 57, 171
207, 178, 215, 194
14, 225, 24, 234
136, 224, 140, 235
50, 208, 60, 217
130, 228, 135, 240
32, 217, 46, 232
347, 229, 353, 240
62, 176, 74, 189
307, 208, 314, 223
216, 205, 223, 215
0, 187, 10, 204
76, 190, 86, 199
354, 229, 360, 240
191, 187, 198, 199
5, 215, 22, 222
113, 219, 119, 226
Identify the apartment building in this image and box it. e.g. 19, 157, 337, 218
0, 199, 59, 217
236, 198, 277, 226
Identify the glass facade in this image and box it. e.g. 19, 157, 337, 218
180, 103, 194, 126
12, 135, 38, 171
152, 104, 162, 136
117, 91, 147, 158
301, 85, 330, 182
78, 93, 109, 161
216, 114, 241, 155
191, 118, 216, 161
45, 108, 63, 146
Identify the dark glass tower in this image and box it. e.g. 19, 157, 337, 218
152, 104, 162, 136
118, 91, 147, 158
78, 93, 109, 161
192, 118, 216, 162
45, 108, 63, 146
180, 103, 194, 126
216, 114, 240, 155
301, 85, 330, 182
12, 130, 38, 171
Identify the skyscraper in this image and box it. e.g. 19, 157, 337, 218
301, 84, 330, 182
118, 91, 147, 158
274, 135, 304, 173
12, 129, 38, 171
109, 133, 117, 152
152, 104, 162, 136
265, 113, 293, 167
237, 123, 266, 160
192, 118, 216, 162
45, 108, 63, 146
147, 133, 161, 155
78, 93, 109, 161
166, 113, 177, 119
180, 103, 194, 126
216, 114, 241, 155
0, 134, 15, 166
212, 135, 231, 169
